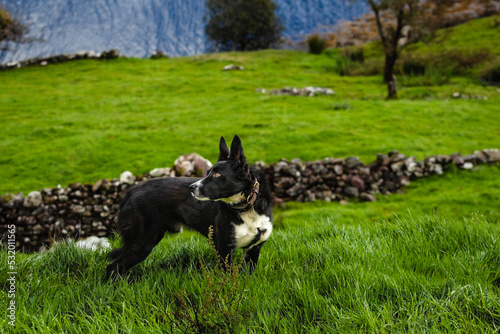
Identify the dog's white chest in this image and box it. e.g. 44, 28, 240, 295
233, 209, 272, 249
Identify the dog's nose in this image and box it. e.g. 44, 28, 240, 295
189, 183, 197, 192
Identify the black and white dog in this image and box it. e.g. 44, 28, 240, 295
106, 135, 273, 278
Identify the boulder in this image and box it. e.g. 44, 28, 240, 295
222, 64, 244, 71
120, 171, 136, 185
360, 193, 376, 202
173, 153, 212, 177
350, 175, 365, 192
344, 186, 359, 198
482, 149, 500, 163
24, 191, 42, 207
344, 156, 361, 169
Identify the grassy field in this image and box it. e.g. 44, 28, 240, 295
1, 48, 499, 195
1, 213, 499, 333
1, 15, 500, 333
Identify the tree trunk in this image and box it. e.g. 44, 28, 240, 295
384, 51, 398, 100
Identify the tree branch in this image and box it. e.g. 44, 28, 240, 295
368, 0, 387, 48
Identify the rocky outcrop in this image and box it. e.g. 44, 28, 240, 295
0, 149, 498, 252
256, 87, 335, 97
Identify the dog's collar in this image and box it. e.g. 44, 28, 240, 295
229, 180, 260, 212
246, 180, 260, 206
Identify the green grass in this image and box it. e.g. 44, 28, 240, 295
2, 213, 499, 332
1, 51, 499, 194
404, 15, 500, 58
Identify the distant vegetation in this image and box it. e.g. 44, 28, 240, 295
204, 0, 283, 51
313, 0, 500, 98
321, 15, 500, 87
0, 5, 30, 51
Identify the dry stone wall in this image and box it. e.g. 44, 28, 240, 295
1, 149, 499, 252
0, 50, 122, 71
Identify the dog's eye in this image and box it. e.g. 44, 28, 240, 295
213, 172, 221, 178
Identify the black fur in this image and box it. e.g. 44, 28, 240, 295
106, 135, 273, 279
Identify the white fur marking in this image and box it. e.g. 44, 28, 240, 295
193, 195, 210, 201
233, 208, 272, 249
220, 192, 246, 204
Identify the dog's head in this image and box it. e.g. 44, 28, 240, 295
190, 135, 254, 204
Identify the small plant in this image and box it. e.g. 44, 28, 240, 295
307, 34, 327, 55
399, 66, 452, 87
333, 55, 351, 76
492, 17, 500, 28
400, 58, 426, 76
342, 46, 364, 63
478, 60, 500, 86
161, 226, 253, 333
150, 50, 169, 59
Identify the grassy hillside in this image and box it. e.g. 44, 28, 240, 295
329, 15, 500, 83
404, 15, 500, 57
1, 51, 499, 194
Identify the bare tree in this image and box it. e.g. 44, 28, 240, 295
354, 0, 419, 99
349, 0, 499, 99
0, 5, 30, 51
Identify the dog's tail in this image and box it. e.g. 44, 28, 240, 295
119, 186, 135, 210
106, 247, 123, 260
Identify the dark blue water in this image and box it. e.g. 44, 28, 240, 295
0, 0, 366, 63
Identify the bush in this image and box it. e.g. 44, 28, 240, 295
100, 49, 121, 60
400, 58, 427, 76
333, 56, 351, 76
150, 50, 169, 59
205, 0, 283, 52
342, 46, 364, 63
399, 66, 453, 87
478, 61, 500, 86
446, 49, 492, 71
307, 34, 327, 55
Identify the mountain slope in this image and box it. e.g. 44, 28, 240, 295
0, 0, 367, 62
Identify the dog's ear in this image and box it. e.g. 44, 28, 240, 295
229, 135, 246, 165
218, 136, 230, 162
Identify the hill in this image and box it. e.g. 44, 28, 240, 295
328, 15, 500, 85
0, 0, 367, 62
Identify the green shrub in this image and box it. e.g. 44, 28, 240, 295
307, 34, 327, 55
342, 46, 364, 63
400, 58, 427, 76
399, 66, 453, 87
478, 60, 500, 86
349, 58, 382, 76
446, 49, 492, 71
333, 55, 351, 76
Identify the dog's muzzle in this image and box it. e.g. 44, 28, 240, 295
189, 181, 208, 201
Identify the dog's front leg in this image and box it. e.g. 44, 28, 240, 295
213, 223, 235, 271
243, 243, 264, 274
215, 242, 235, 272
